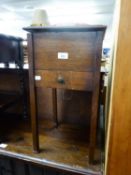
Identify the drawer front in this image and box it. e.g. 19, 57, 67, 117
35, 70, 71, 89
35, 70, 93, 91
71, 71, 93, 91
33, 32, 96, 71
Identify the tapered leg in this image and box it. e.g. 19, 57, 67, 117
89, 90, 99, 164
52, 88, 58, 127
89, 72, 100, 163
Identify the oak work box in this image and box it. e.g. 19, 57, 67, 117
24, 26, 106, 163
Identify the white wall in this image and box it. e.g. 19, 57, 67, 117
0, 1, 115, 48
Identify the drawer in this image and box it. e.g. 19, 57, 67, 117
33, 32, 96, 71
71, 71, 93, 91
35, 70, 71, 89
35, 70, 93, 91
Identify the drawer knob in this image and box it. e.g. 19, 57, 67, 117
57, 75, 65, 84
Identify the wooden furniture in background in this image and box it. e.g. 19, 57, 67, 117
24, 26, 106, 163
0, 34, 27, 118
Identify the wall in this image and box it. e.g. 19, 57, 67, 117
0, 0, 115, 48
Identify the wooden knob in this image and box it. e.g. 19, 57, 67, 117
57, 75, 65, 84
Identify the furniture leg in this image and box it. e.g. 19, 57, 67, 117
89, 90, 99, 164
28, 34, 39, 153
52, 88, 58, 127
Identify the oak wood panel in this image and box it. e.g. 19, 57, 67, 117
107, 0, 131, 175
36, 88, 92, 126
34, 32, 96, 71
71, 71, 93, 91
35, 70, 93, 91
57, 90, 92, 126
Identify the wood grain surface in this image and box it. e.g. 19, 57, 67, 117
107, 0, 131, 174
